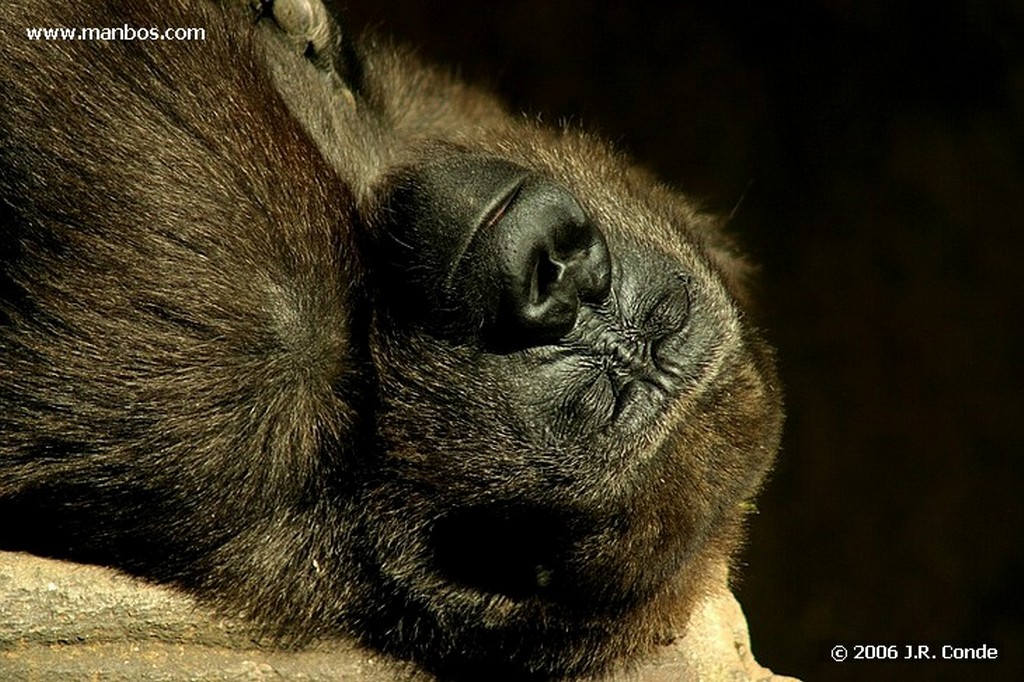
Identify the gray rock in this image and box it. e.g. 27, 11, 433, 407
0, 551, 798, 681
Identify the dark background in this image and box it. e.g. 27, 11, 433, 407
341, 2, 1023, 680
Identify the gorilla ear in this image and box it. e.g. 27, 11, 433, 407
254, 0, 362, 94
373, 152, 612, 350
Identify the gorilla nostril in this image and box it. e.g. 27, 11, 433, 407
520, 252, 575, 336
493, 180, 611, 346
373, 152, 611, 349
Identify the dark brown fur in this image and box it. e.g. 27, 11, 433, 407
0, 1, 782, 679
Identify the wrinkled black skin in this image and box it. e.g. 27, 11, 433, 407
0, 1, 783, 680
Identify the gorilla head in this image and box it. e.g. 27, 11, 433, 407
356, 143, 782, 677
0, 1, 783, 679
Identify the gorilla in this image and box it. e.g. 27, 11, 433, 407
0, 1, 783, 679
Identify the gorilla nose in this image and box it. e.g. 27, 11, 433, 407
475, 178, 611, 346
375, 152, 612, 349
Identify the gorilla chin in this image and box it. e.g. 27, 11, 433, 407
0, 1, 783, 680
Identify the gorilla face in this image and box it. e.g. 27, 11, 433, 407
0, 0, 783, 679
352, 141, 781, 673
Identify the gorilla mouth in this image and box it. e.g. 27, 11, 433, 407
572, 280, 693, 421
513, 263, 695, 438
